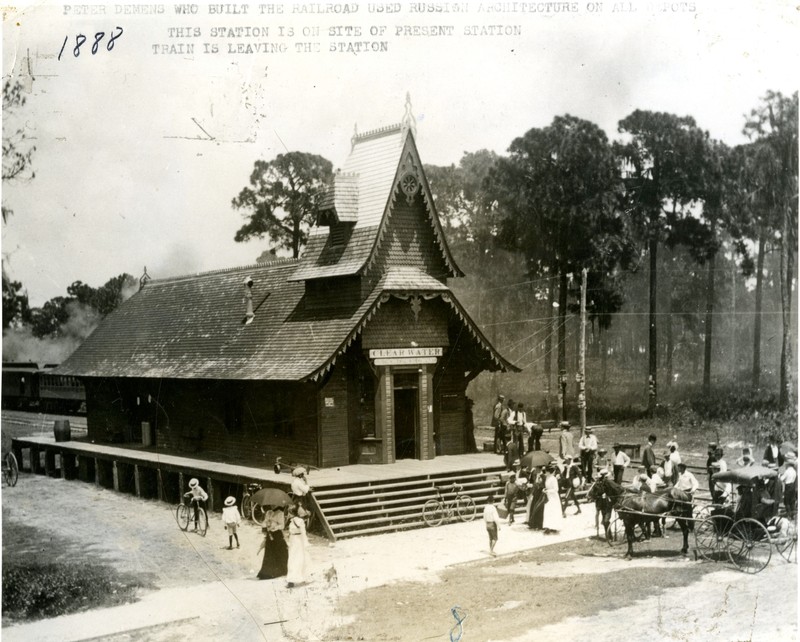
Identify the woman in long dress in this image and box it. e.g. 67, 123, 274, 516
527, 468, 546, 530
542, 465, 564, 534
257, 507, 288, 579
286, 505, 312, 588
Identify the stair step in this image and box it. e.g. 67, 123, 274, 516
316, 482, 502, 508
314, 470, 505, 498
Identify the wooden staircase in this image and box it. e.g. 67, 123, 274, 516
312, 465, 510, 540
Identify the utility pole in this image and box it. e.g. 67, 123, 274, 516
578, 267, 588, 432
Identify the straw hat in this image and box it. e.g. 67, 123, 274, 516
224, 496, 236, 507
292, 467, 307, 477
188, 478, 199, 488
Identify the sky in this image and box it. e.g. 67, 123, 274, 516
1, 0, 798, 307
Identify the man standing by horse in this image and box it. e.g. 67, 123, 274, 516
642, 434, 658, 477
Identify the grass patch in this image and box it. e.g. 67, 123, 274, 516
2, 562, 151, 623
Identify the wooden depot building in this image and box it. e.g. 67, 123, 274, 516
56, 108, 518, 469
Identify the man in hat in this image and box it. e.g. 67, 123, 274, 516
762, 433, 785, 468
706, 442, 718, 498
612, 443, 631, 484
674, 462, 699, 498
559, 421, 575, 461
781, 453, 797, 518
561, 455, 582, 517
642, 434, 657, 478
492, 394, 506, 454
578, 426, 598, 481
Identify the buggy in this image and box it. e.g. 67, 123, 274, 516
694, 465, 796, 573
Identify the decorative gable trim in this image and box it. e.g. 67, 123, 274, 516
304, 285, 518, 382
361, 132, 464, 279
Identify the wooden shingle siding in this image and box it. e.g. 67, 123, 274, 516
366, 191, 449, 288
361, 298, 449, 349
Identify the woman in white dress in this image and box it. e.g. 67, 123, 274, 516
542, 464, 564, 534
286, 505, 312, 588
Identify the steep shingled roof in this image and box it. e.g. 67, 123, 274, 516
55, 263, 517, 381
291, 124, 462, 282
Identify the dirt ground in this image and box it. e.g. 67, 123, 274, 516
2, 469, 797, 642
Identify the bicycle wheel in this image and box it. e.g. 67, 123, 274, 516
5, 453, 19, 487
456, 495, 476, 522
251, 503, 269, 526
196, 508, 208, 536
422, 499, 445, 527
175, 503, 190, 531
241, 494, 253, 520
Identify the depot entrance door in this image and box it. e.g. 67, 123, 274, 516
393, 372, 418, 460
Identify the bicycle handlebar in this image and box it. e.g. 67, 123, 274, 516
434, 483, 463, 494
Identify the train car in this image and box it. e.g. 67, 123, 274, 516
1, 362, 87, 415
1, 362, 42, 410
38, 365, 87, 414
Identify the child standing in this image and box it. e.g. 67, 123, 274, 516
184, 478, 208, 530
222, 496, 241, 549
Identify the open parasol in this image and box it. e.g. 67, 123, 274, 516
250, 487, 291, 508
520, 450, 554, 469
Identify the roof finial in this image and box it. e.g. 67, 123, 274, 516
401, 92, 416, 139
139, 266, 150, 290
351, 122, 358, 150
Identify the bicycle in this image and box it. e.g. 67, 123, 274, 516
422, 483, 477, 527
241, 482, 268, 525
2, 451, 19, 487
175, 495, 208, 536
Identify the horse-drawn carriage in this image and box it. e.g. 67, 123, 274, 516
588, 465, 797, 573
694, 465, 796, 573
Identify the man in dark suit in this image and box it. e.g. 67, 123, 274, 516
642, 434, 657, 477
762, 434, 785, 468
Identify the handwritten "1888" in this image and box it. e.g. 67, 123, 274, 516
58, 27, 124, 60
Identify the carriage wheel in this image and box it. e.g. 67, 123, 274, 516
607, 517, 645, 547
727, 518, 772, 574
774, 518, 797, 564
694, 515, 733, 562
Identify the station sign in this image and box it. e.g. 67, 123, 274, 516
369, 347, 443, 359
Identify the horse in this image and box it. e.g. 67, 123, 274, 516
588, 477, 693, 559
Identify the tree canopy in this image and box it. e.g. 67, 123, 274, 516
231, 151, 333, 258
2, 80, 36, 223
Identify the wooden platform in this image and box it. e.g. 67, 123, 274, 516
10, 435, 510, 541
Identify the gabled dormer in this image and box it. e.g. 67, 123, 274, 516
290, 96, 462, 311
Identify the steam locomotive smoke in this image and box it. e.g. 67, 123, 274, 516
2, 281, 139, 364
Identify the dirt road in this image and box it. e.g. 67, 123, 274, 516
2, 472, 797, 641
